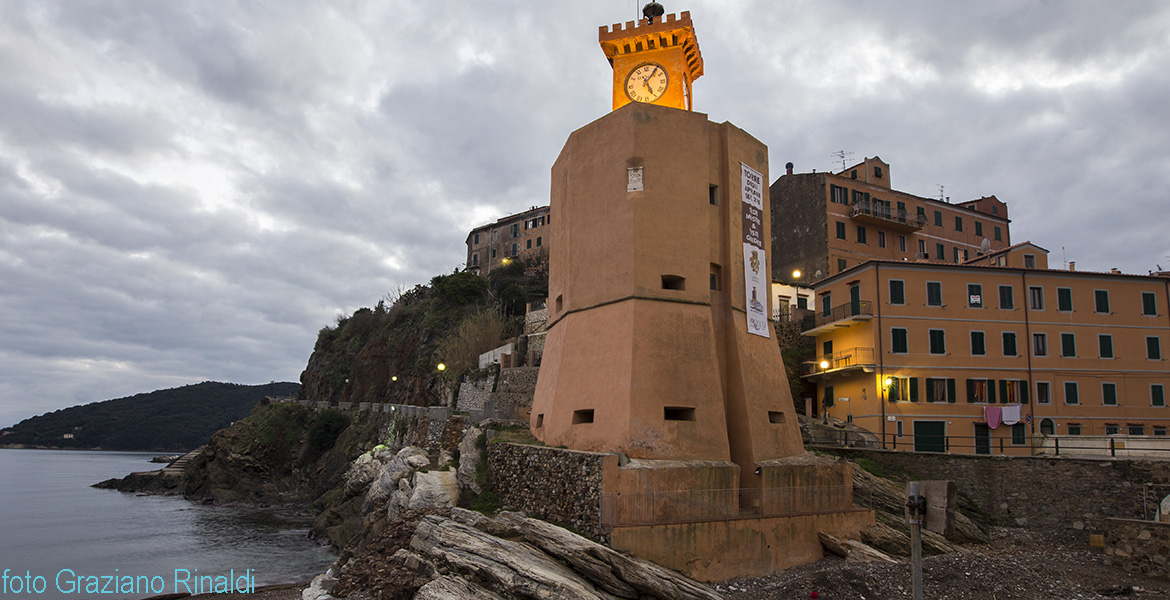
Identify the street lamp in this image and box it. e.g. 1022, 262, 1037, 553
792, 269, 802, 280
437, 363, 446, 372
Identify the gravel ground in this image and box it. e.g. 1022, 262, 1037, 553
715, 528, 1170, 600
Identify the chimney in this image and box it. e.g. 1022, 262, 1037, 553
1110, 267, 1121, 274
1069, 261, 1076, 271
785, 162, 794, 176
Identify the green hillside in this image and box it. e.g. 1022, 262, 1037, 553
0, 381, 299, 451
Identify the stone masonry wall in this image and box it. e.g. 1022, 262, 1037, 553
1105, 518, 1170, 577
487, 442, 609, 543
834, 448, 1170, 533
457, 379, 494, 411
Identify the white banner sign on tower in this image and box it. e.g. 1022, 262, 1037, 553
741, 163, 770, 338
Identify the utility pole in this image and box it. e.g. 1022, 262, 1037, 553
907, 482, 925, 600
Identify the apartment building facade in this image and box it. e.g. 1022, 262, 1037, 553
465, 205, 550, 275
770, 156, 1012, 286
802, 246, 1170, 454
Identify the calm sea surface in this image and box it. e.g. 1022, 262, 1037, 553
0, 449, 335, 599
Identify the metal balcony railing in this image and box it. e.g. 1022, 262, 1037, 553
807, 347, 875, 375
850, 204, 927, 229
804, 300, 873, 330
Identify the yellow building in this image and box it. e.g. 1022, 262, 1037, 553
771, 156, 1013, 285
803, 244, 1170, 454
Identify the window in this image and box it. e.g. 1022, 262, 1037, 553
491, 248, 497, 259
1105, 425, 1120, 436
918, 239, 926, 256
874, 166, 883, 178
1064, 381, 1079, 404
1012, 423, 1026, 445
823, 385, 834, 408
899, 235, 907, 252
709, 263, 721, 291
1154, 384, 1166, 407
1002, 332, 1018, 356
889, 280, 905, 305
925, 378, 955, 403
954, 247, 962, 263
1149, 336, 1163, 360
856, 225, 867, 244
1157, 427, 1167, 436
1024, 254, 1036, 269
661, 275, 685, 290
1099, 334, 1114, 358
891, 328, 909, 353
1143, 292, 1158, 316
888, 377, 917, 402
1129, 425, 1145, 436
927, 282, 942, 306
473, 233, 480, 245
1057, 287, 1073, 312
1002, 380, 1025, 404
897, 421, 904, 437
1029, 286, 1044, 310
511, 243, 518, 256
526, 239, 532, 249
1103, 383, 1118, 406
1040, 418, 1055, 435
1036, 382, 1051, 405
836, 221, 846, 239
999, 285, 1014, 309
821, 294, 832, 317
830, 185, 847, 204
929, 329, 946, 355
916, 206, 926, 223
1094, 290, 1110, 313
837, 258, 847, 273
710, 185, 719, 205
968, 284, 983, 308
472, 253, 480, 266
1068, 423, 1082, 435
994, 226, 1002, 241
511, 223, 519, 237
1033, 333, 1048, 357
967, 379, 991, 403
970, 331, 986, 356
975, 221, 983, 237
934, 210, 942, 227
954, 215, 963, 231
1061, 333, 1076, 357
878, 231, 886, 248
536, 236, 542, 247
935, 243, 945, 260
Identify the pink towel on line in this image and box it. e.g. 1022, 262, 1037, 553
984, 406, 1002, 429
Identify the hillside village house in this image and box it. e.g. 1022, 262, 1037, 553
803, 244, 1170, 454
465, 205, 550, 275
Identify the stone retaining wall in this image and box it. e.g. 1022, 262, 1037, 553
456, 379, 494, 411
1105, 518, 1170, 577
486, 442, 610, 542
832, 448, 1170, 532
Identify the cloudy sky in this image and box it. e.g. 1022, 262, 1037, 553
2, 1, 1168, 428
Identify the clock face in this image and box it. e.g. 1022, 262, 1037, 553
625, 62, 668, 103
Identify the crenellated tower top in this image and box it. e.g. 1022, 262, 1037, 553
599, 10, 704, 111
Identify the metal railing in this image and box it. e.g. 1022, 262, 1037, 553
811, 431, 1170, 459
805, 300, 873, 330
850, 204, 927, 228
600, 485, 855, 527
807, 347, 876, 375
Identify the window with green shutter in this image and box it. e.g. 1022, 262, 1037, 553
1103, 383, 1118, 406
891, 328, 908, 354
1002, 331, 1017, 356
1099, 334, 1113, 358
970, 331, 985, 356
1064, 381, 1079, 404
1149, 337, 1163, 360
1061, 333, 1076, 357
1057, 287, 1073, 311
889, 280, 905, 305
1095, 290, 1110, 313
1143, 292, 1158, 316
1154, 385, 1166, 407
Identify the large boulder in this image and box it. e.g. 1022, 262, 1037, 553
408, 470, 460, 511
409, 515, 615, 600
414, 576, 508, 600
456, 426, 484, 494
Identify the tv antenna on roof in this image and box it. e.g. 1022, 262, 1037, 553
936, 184, 945, 201
831, 150, 854, 171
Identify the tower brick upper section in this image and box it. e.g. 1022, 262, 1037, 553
599, 11, 704, 83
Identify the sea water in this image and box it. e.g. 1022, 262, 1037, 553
0, 449, 335, 598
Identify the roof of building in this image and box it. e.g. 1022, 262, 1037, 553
961, 240, 1050, 265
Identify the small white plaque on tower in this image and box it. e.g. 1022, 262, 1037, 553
627, 166, 644, 192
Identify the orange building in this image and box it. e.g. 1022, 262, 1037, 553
770, 156, 1012, 285
802, 244, 1170, 454
465, 205, 550, 275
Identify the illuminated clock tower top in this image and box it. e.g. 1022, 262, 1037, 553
599, 4, 704, 112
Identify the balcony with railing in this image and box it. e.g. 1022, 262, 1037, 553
802, 347, 876, 378
802, 300, 873, 335
849, 203, 926, 232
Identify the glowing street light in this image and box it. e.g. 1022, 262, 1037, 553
437, 363, 446, 372
391, 376, 398, 382
792, 269, 802, 279
819, 360, 829, 370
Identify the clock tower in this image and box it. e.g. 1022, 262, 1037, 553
600, 4, 703, 111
